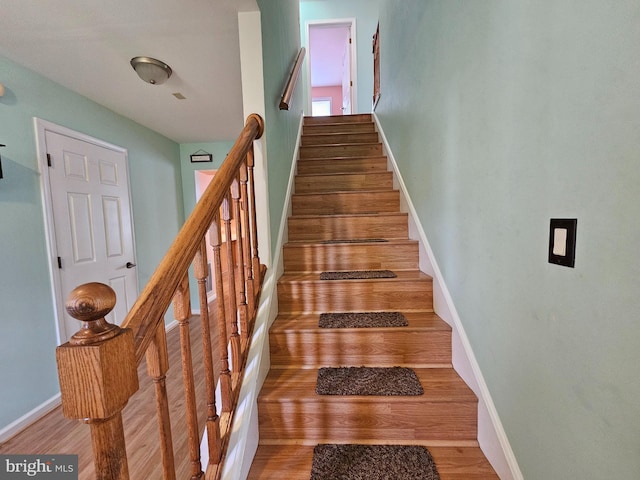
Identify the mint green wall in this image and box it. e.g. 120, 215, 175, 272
376, 1, 640, 478
179, 141, 234, 307
179, 142, 235, 217
300, 0, 380, 114
0, 56, 183, 431
257, 0, 303, 259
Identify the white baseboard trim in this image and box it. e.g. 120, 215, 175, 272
373, 113, 523, 480
0, 393, 61, 443
165, 319, 179, 332
220, 114, 304, 480
1, 319, 182, 445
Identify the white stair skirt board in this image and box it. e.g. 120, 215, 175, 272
206, 114, 304, 480
373, 113, 524, 480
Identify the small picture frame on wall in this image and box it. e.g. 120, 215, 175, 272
190, 152, 212, 163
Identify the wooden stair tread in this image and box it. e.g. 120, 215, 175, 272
300, 140, 380, 148
284, 238, 418, 247
268, 312, 453, 368
295, 172, 393, 193
303, 122, 375, 133
259, 367, 476, 404
283, 239, 419, 272
295, 171, 390, 178
302, 120, 373, 128
292, 188, 397, 196
278, 270, 432, 283
299, 144, 383, 160
297, 154, 387, 162
303, 114, 372, 125
296, 157, 388, 175
301, 133, 381, 146
287, 212, 409, 242
299, 142, 382, 148
291, 190, 400, 213
302, 130, 378, 137
289, 211, 407, 220
303, 120, 374, 127
298, 156, 387, 163
248, 444, 499, 480
271, 311, 450, 333
277, 271, 433, 313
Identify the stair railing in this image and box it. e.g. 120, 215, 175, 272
55, 114, 265, 480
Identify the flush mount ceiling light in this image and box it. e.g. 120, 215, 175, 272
130, 56, 172, 85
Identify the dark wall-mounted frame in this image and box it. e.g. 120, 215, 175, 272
0, 144, 5, 179
372, 23, 381, 111
548, 218, 577, 268
190, 152, 212, 163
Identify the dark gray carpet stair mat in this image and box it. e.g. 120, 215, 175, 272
319, 312, 408, 328
320, 238, 389, 244
310, 444, 440, 480
320, 270, 397, 280
316, 366, 424, 396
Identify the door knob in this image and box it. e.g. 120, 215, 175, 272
126, 262, 136, 269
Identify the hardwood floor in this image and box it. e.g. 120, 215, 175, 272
0, 310, 216, 479
248, 114, 499, 479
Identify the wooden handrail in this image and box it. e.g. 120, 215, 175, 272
279, 47, 305, 110
56, 114, 265, 480
124, 113, 264, 361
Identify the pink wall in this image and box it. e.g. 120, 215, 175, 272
312, 86, 343, 115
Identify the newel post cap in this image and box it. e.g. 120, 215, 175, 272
56, 283, 139, 420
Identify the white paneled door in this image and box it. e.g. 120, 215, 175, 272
44, 129, 137, 342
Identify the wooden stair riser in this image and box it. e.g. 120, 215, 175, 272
258, 401, 477, 442
302, 122, 375, 136
269, 329, 452, 367
292, 191, 400, 216
301, 132, 380, 146
287, 213, 408, 242
283, 241, 418, 272
296, 157, 388, 175
303, 114, 372, 125
299, 143, 383, 160
295, 172, 393, 193
277, 278, 433, 313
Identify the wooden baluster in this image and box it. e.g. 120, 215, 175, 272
210, 215, 232, 412
56, 283, 139, 480
222, 195, 241, 372
146, 324, 176, 480
172, 274, 204, 479
239, 161, 256, 322
231, 176, 249, 340
194, 240, 222, 463
246, 144, 262, 293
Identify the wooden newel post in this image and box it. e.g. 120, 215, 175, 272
55, 282, 139, 480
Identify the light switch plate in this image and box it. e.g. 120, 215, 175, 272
549, 219, 577, 267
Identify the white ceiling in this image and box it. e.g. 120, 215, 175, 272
0, 0, 258, 143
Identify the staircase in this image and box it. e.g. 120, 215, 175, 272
248, 114, 499, 479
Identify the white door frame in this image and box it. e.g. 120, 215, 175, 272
305, 18, 358, 115
34, 118, 138, 345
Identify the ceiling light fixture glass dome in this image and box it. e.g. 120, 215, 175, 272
130, 56, 172, 85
